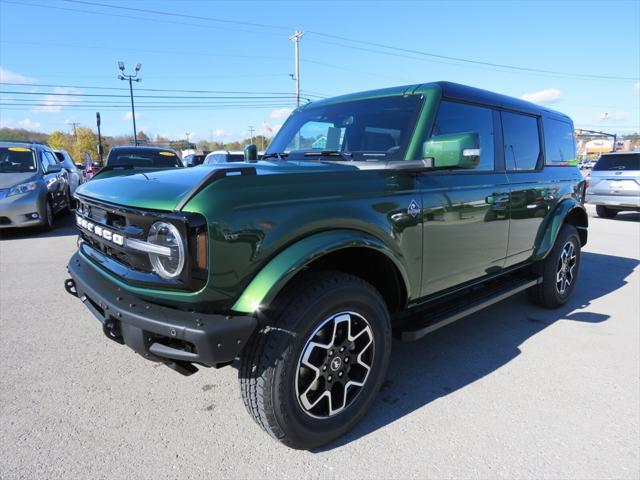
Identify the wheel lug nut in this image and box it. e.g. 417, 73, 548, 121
328, 375, 332, 382
322, 365, 327, 371
340, 347, 345, 352
338, 372, 343, 377
329, 350, 334, 356
344, 357, 349, 363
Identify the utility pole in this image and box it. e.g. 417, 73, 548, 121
289, 30, 304, 108
69, 122, 80, 140
248, 125, 255, 145
117, 61, 142, 146
185, 132, 191, 148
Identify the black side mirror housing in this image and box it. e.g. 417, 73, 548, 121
244, 144, 258, 161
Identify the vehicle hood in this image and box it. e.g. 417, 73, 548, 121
75, 160, 358, 211
0, 172, 39, 190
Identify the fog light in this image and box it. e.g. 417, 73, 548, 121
29, 212, 39, 219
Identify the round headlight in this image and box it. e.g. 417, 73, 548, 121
147, 221, 185, 279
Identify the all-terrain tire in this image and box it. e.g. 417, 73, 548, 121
527, 223, 581, 308
239, 270, 391, 450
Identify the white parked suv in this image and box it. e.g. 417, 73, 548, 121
586, 151, 640, 218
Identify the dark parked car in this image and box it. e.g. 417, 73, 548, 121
66, 81, 587, 449
0, 142, 71, 230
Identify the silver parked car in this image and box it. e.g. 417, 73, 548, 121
586, 151, 640, 218
0, 142, 71, 230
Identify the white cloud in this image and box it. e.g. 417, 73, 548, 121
270, 107, 292, 120
0, 67, 34, 84
599, 111, 630, 122
33, 87, 82, 113
635, 82, 640, 94
521, 88, 561, 105
123, 111, 141, 121
18, 118, 41, 129
210, 129, 230, 138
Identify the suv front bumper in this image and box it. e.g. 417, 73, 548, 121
66, 251, 257, 371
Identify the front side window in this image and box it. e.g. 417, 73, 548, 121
0, 147, 37, 173
267, 95, 423, 161
544, 118, 576, 165
502, 112, 541, 171
430, 101, 495, 171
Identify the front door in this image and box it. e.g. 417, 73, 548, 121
417, 100, 510, 297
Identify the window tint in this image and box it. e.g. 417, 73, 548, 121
430, 101, 495, 171
544, 118, 576, 165
502, 112, 541, 171
593, 153, 639, 171
43, 151, 59, 170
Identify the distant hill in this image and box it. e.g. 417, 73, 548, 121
0, 127, 49, 144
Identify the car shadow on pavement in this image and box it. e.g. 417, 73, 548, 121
315, 251, 639, 452
0, 211, 77, 240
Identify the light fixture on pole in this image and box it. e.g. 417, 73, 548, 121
117, 61, 142, 145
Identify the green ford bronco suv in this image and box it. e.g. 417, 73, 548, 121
65, 81, 588, 449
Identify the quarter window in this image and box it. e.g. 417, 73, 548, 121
544, 118, 576, 165
430, 101, 495, 171
502, 112, 541, 171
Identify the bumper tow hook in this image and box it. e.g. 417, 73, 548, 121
64, 278, 78, 297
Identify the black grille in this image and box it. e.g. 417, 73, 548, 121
75, 197, 207, 291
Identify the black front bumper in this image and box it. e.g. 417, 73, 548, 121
66, 252, 257, 372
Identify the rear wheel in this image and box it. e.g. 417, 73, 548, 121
596, 205, 618, 219
527, 224, 581, 308
239, 271, 391, 450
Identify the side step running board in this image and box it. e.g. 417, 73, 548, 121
397, 277, 542, 342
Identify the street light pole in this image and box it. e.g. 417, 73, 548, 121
117, 61, 142, 146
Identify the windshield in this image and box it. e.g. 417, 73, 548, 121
267, 95, 423, 161
107, 148, 182, 168
593, 153, 639, 171
0, 147, 37, 173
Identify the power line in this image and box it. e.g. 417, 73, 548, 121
64, 0, 290, 31
0, 82, 317, 96
8, 0, 635, 82
0, 40, 288, 62
0, 90, 307, 100
304, 32, 638, 82
3, 0, 286, 38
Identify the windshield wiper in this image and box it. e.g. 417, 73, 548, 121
262, 152, 289, 161
304, 150, 354, 161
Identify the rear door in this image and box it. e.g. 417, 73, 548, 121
418, 100, 510, 296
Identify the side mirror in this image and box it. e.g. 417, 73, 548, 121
423, 132, 480, 169
244, 144, 258, 161
46, 163, 62, 174
75, 163, 85, 170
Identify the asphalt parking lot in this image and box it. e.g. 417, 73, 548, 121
1, 206, 638, 479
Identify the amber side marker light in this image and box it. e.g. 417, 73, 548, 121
196, 230, 208, 269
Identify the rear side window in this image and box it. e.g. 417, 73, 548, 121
430, 101, 495, 171
544, 118, 576, 165
502, 112, 541, 171
593, 153, 640, 171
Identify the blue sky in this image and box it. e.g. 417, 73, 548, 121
1, 0, 638, 142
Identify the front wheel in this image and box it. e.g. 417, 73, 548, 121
239, 271, 391, 450
41, 200, 54, 231
527, 223, 581, 308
